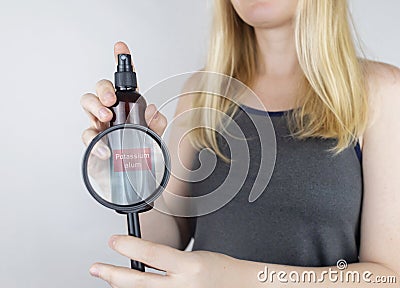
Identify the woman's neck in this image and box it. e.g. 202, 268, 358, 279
254, 22, 301, 78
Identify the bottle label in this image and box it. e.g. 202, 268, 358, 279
112, 148, 153, 172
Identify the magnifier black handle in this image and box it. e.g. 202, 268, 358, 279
127, 213, 145, 271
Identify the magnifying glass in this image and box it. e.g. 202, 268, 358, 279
81, 54, 171, 271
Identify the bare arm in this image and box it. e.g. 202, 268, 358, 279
140, 90, 198, 250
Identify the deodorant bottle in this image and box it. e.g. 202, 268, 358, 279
109, 54, 156, 205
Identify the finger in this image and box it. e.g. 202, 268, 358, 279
82, 127, 110, 159
81, 92, 113, 123
95, 79, 117, 107
109, 235, 186, 274
114, 41, 140, 91
89, 263, 166, 288
145, 104, 168, 136
81, 127, 98, 147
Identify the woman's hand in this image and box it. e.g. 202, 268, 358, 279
80, 41, 168, 155
89, 235, 243, 288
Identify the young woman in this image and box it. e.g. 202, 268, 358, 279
80, 0, 400, 286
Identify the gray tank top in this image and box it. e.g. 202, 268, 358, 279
190, 105, 362, 267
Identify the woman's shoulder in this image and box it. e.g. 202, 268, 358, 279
360, 59, 400, 144
355, 59, 400, 147
362, 59, 400, 98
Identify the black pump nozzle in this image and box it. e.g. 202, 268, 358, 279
117, 54, 133, 72
115, 54, 137, 89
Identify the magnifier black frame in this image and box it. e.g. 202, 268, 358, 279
82, 123, 171, 214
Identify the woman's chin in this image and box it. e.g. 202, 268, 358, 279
231, 0, 297, 29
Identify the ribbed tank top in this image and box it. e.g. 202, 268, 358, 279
190, 104, 363, 267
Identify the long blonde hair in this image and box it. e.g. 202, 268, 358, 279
190, 0, 369, 159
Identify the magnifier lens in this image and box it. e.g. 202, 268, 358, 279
85, 125, 167, 208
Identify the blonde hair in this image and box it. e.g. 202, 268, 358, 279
190, 0, 369, 159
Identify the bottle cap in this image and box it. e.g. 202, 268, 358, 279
115, 54, 137, 89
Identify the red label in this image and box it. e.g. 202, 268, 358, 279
113, 148, 152, 172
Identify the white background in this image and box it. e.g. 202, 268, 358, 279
0, 0, 398, 287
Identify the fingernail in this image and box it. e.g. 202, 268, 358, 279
99, 108, 110, 120
104, 92, 115, 103
109, 235, 117, 248
89, 266, 100, 277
